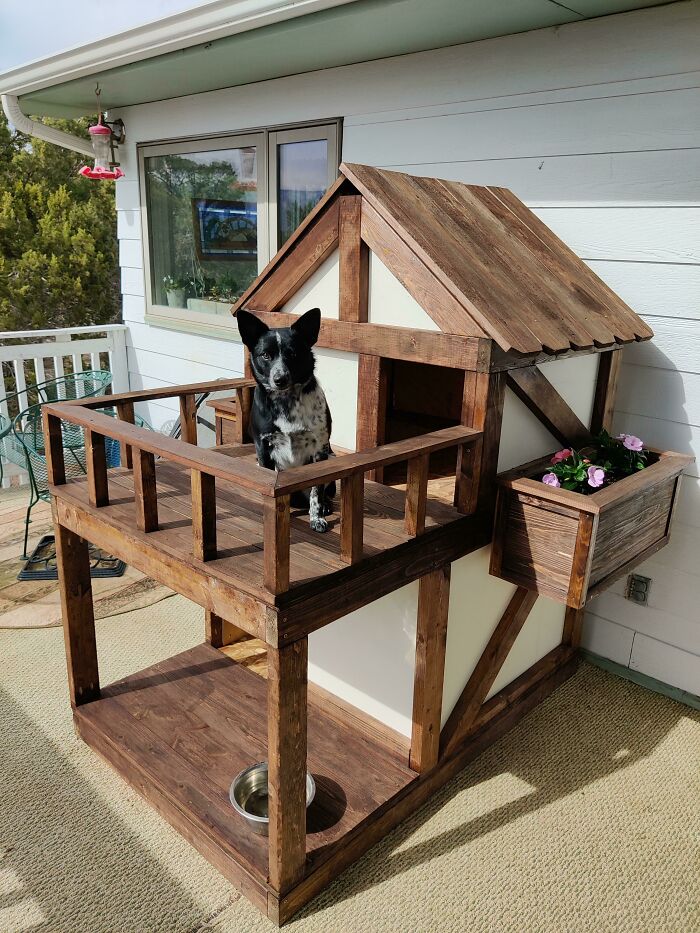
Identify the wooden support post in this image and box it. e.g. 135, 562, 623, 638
264, 496, 290, 595
590, 349, 622, 434
562, 606, 586, 649
205, 610, 246, 648
356, 355, 390, 482
440, 586, 538, 759
455, 370, 505, 514
339, 195, 369, 323
507, 365, 592, 447
404, 454, 429, 536
268, 638, 308, 894
54, 520, 99, 707
191, 470, 217, 561
42, 410, 65, 485
85, 428, 109, 507
410, 566, 450, 772
116, 400, 135, 469
133, 448, 158, 532
180, 394, 197, 445
234, 385, 254, 444
340, 472, 364, 564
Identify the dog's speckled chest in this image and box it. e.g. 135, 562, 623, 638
265, 383, 329, 470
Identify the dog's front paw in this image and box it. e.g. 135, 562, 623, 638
310, 517, 329, 533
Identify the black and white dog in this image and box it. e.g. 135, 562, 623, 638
236, 307, 335, 533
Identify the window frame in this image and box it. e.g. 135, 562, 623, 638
138, 119, 341, 338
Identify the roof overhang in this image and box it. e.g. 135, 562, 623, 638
0, 0, 674, 118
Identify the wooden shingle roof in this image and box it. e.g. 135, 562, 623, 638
234, 163, 652, 357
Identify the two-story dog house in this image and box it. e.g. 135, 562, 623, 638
44, 161, 690, 924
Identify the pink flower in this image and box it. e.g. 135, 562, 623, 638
587, 465, 606, 488
551, 448, 573, 464
618, 433, 643, 452
542, 472, 561, 487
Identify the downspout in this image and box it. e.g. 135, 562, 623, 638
1, 93, 93, 157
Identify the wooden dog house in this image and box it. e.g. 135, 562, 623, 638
46, 164, 689, 925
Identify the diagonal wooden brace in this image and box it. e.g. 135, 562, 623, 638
439, 586, 538, 759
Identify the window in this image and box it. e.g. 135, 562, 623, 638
139, 122, 339, 332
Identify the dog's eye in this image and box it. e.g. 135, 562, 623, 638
260, 351, 271, 361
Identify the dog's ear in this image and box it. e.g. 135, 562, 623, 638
236, 309, 269, 350
291, 307, 321, 347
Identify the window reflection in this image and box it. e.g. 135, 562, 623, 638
277, 139, 328, 247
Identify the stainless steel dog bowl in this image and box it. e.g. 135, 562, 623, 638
229, 761, 316, 836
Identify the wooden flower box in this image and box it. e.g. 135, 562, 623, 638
489, 449, 693, 609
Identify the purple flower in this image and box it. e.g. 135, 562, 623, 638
587, 465, 606, 488
542, 472, 561, 487
618, 433, 643, 452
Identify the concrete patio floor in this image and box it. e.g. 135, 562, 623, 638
0, 484, 172, 630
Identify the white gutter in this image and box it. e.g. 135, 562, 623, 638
1, 94, 93, 157
0, 0, 360, 99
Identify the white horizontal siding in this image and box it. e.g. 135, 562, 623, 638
115, 1, 700, 697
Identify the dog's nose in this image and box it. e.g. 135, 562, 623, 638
273, 373, 290, 388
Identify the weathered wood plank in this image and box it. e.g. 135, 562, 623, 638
339, 195, 369, 324
268, 639, 308, 894
180, 394, 198, 446
238, 311, 490, 371
356, 354, 389, 482
264, 496, 290, 595
590, 349, 622, 434
404, 454, 429, 536
440, 587, 538, 758
85, 428, 109, 507
55, 519, 99, 707
116, 400, 135, 469
133, 448, 158, 532
340, 472, 364, 564
192, 469, 217, 561
205, 610, 247, 648
507, 365, 592, 447
410, 566, 450, 772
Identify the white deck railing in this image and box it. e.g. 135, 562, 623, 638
0, 323, 129, 486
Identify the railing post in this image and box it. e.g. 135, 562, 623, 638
133, 448, 158, 532
180, 393, 197, 445
85, 428, 109, 507
234, 384, 254, 444
264, 496, 290, 595
404, 453, 429, 536
116, 400, 135, 469
192, 469, 217, 561
42, 410, 66, 486
340, 472, 364, 564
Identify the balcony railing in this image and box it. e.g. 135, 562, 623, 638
0, 324, 129, 486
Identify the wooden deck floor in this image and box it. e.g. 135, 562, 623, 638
74, 641, 417, 912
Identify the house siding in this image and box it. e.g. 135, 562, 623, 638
114, 0, 700, 700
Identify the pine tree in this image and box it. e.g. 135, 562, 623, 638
0, 112, 119, 331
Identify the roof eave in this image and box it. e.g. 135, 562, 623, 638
0, 0, 360, 98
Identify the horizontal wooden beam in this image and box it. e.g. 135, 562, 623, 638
43, 403, 275, 496
273, 425, 481, 496
65, 377, 258, 409
506, 365, 592, 448
238, 310, 491, 371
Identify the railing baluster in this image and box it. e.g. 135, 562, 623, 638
116, 400, 135, 469
133, 448, 158, 532
264, 496, 290, 595
180, 393, 197, 445
192, 469, 217, 561
85, 428, 109, 507
42, 410, 66, 486
405, 453, 429, 536
340, 472, 364, 563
